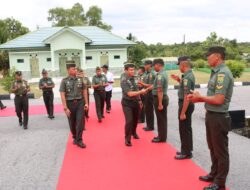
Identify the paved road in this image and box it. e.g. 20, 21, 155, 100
0, 86, 249, 190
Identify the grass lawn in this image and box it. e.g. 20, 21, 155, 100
168, 70, 250, 85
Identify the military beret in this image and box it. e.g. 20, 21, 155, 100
138, 66, 145, 71
144, 60, 153, 66
15, 71, 22, 76
153, 58, 164, 66
96, 66, 101, 71
177, 56, 191, 65
124, 63, 135, 70
101, 64, 109, 69
41, 69, 47, 74
206, 46, 226, 58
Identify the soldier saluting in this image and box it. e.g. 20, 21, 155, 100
10, 71, 30, 129
59, 61, 89, 149
39, 69, 55, 119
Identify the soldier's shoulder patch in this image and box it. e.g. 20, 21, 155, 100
157, 75, 162, 80
217, 73, 225, 83
183, 79, 188, 86
216, 73, 225, 90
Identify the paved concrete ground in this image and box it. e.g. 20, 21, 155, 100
0, 86, 250, 190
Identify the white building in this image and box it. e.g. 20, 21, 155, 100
0, 26, 135, 79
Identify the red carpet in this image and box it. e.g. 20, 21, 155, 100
56, 101, 228, 190
0, 104, 64, 117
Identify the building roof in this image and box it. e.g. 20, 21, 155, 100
0, 26, 135, 50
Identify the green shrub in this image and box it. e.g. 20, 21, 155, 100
0, 67, 16, 92
193, 59, 207, 68
226, 60, 245, 78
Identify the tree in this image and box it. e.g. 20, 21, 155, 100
128, 41, 148, 68
0, 18, 29, 71
226, 60, 245, 78
0, 17, 29, 44
48, 3, 112, 31
48, 3, 86, 26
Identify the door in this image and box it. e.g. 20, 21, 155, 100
59, 57, 67, 76
72, 56, 81, 68
30, 58, 40, 77
100, 55, 109, 67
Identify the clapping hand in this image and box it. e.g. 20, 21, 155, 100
171, 74, 180, 82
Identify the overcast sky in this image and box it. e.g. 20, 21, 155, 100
0, 0, 250, 44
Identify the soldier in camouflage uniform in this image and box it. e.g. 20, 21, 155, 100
137, 66, 146, 123
151, 59, 168, 143
92, 67, 108, 122
120, 63, 150, 146
138, 60, 156, 131
39, 69, 55, 119
10, 71, 30, 129
188, 46, 234, 190
59, 61, 89, 149
171, 56, 195, 160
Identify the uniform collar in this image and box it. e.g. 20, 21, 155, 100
96, 74, 102, 78
157, 69, 164, 74
68, 75, 76, 80
183, 69, 192, 77
212, 63, 225, 73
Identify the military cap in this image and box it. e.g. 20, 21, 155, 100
177, 56, 191, 65
15, 71, 22, 76
206, 46, 226, 58
66, 60, 76, 69
153, 58, 164, 66
41, 69, 47, 74
144, 60, 153, 66
101, 64, 109, 69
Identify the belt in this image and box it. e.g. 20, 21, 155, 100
94, 90, 105, 93
206, 110, 228, 114
153, 95, 167, 97
15, 94, 27, 97
43, 90, 53, 93
67, 99, 82, 103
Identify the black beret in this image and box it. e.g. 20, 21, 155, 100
101, 64, 109, 69
15, 71, 22, 76
206, 46, 226, 58
144, 60, 153, 66
153, 58, 164, 66
138, 66, 145, 71
42, 69, 47, 74
177, 56, 191, 65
